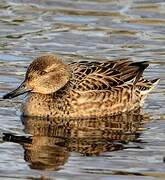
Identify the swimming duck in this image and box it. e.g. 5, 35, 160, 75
3, 54, 159, 118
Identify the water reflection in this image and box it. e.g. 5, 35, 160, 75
3, 109, 148, 171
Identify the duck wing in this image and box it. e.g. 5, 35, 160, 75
70, 58, 149, 91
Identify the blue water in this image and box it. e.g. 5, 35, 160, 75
0, 0, 165, 179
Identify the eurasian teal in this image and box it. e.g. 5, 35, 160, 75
3, 54, 159, 118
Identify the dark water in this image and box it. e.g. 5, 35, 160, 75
0, 0, 165, 179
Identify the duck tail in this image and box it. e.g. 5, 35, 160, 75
136, 78, 160, 96
129, 61, 149, 85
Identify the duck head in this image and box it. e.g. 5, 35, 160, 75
3, 54, 71, 99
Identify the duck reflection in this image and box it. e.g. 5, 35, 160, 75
17, 108, 148, 170
1, 109, 148, 170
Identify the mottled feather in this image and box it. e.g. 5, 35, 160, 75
70, 58, 149, 91
3, 54, 159, 118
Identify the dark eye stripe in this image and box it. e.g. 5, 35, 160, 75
40, 71, 47, 75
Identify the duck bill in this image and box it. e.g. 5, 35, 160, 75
3, 82, 31, 99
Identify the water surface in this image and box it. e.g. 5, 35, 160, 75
0, 0, 165, 179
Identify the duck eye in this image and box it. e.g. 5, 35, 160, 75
40, 71, 47, 75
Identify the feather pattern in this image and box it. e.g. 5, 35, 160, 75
4, 54, 158, 118
69, 58, 149, 91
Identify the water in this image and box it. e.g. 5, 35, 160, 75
0, 0, 165, 179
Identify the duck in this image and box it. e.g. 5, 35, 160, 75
3, 54, 159, 118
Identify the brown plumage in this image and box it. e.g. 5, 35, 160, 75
3, 54, 159, 118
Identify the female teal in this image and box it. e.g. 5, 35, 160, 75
3, 54, 159, 118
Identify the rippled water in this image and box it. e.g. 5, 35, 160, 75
0, 0, 165, 179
